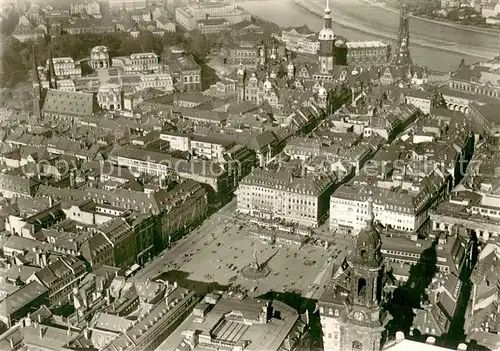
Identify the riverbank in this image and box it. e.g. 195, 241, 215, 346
363, 0, 500, 36
293, 0, 494, 60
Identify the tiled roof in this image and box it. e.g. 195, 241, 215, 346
470, 102, 500, 126
282, 25, 314, 35
240, 168, 335, 196
0, 281, 48, 318
0, 174, 39, 196
42, 89, 95, 117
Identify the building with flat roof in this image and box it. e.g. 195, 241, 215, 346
171, 294, 303, 351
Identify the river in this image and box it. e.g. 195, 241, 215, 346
239, 0, 500, 72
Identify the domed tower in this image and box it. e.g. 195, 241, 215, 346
318, 0, 335, 74
343, 193, 385, 351
237, 62, 246, 103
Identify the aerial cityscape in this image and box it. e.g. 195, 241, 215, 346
0, 0, 499, 350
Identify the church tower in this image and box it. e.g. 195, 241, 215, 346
343, 195, 385, 351
287, 54, 295, 79
237, 62, 246, 103
318, 0, 335, 74
48, 47, 58, 89
31, 47, 42, 120
393, 3, 412, 66
319, 193, 386, 351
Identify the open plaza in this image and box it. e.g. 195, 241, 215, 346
140, 199, 354, 300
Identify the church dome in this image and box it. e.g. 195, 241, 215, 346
354, 195, 382, 267
356, 225, 381, 254
318, 28, 335, 41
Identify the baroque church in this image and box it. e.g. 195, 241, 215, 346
318, 194, 390, 351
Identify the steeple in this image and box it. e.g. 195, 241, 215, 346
48, 47, 57, 89
318, 0, 335, 73
31, 46, 42, 121
365, 191, 374, 230
323, 0, 332, 28
31, 46, 40, 85
393, 2, 412, 66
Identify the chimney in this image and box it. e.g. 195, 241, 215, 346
38, 325, 43, 339
9, 338, 14, 349
41, 253, 47, 268
38, 314, 42, 323
395, 331, 405, 341
106, 288, 111, 303
49, 196, 53, 207
84, 328, 90, 340
173, 281, 178, 288
457, 344, 467, 351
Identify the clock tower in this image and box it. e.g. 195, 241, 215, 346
319, 193, 386, 351
318, 0, 335, 74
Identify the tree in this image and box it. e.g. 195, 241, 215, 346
163, 31, 185, 47
1, 7, 19, 36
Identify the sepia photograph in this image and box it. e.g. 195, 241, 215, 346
0, 0, 499, 350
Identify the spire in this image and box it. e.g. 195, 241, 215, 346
48, 47, 57, 89
322, 0, 333, 29
32, 46, 42, 121
393, 1, 412, 65
31, 46, 40, 84
365, 191, 374, 229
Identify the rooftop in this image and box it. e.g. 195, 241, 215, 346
346, 41, 389, 48
0, 281, 48, 317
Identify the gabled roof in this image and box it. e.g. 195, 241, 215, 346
42, 89, 95, 117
